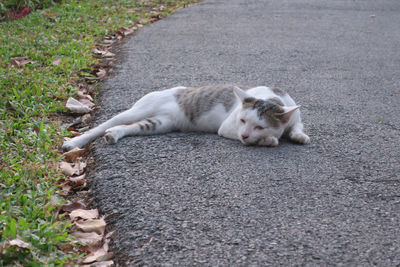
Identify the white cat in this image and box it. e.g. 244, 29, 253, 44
62, 85, 310, 151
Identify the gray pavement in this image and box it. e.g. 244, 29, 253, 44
91, 0, 400, 265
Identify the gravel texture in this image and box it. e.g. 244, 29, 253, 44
91, 0, 400, 265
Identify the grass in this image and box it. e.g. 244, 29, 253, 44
0, 0, 198, 265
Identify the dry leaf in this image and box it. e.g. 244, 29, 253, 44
63, 147, 86, 162
68, 173, 86, 187
77, 91, 93, 101
10, 239, 31, 249
273, 14, 281, 17
73, 231, 103, 246
79, 98, 95, 108
90, 261, 114, 267
92, 48, 115, 58
59, 161, 76, 176
66, 97, 92, 114
43, 11, 57, 22
75, 160, 87, 175
70, 209, 99, 220
62, 183, 72, 193
82, 245, 113, 263
59, 161, 86, 176
75, 219, 106, 235
61, 201, 86, 213
10, 57, 34, 68
81, 114, 92, 124
53, 58, 62, 65
96, 68, 107, 79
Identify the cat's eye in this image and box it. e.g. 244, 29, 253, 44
254, 126, 264, 130
240, 119, 246, 124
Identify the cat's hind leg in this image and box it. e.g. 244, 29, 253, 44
62, 108, 147, 150
104, 115, 174, 144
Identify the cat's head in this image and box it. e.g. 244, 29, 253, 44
234, 87, 299, 146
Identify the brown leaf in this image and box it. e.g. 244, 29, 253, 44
92, 48, 115, 58
59, 161, 76, 176
70, 208, 99, 220
96, 68, 107, 79
52, 58, 62, 65
73, 231, 103, 246
10, 57, 34, 68
9, 238, 31, 249
75, 219, 106, 235
43, 11, 57, 22
68, 173, 87, 187
62, 183, 72, 193
90, 260, 114, 267
77, 91, 93, 101
82, 245, 113, 263
66, 97, 92, 114
61, 201, 86, 213
63, 147, 86, 162
78, 98, 95, 109
59, 160, 86, 176
81, 113, 92, 124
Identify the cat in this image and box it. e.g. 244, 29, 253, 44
62, 84, 310, 151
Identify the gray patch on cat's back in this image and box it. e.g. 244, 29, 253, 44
175, 85, 249, 122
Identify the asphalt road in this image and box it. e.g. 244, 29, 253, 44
90, 0, 400, 265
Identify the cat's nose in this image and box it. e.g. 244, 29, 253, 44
241, 134, 249, 140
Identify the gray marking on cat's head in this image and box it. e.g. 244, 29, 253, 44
242, 97, 286, 128
175, 84, 251, 122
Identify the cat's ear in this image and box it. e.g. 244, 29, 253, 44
233, 86, 251, 102
276, 105, 300, 123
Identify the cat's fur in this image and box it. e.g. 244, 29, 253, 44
62, 85, 310, 151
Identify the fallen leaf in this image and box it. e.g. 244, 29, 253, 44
9, 238, 31, 249
59, 161, 77, 176
52, 57, 62, 65
67, 116, 83, 130
273, 14, 281, 17
73, 231, 103, 246
92, 48, 115, 58
77, 91, 93, 101
68, 173, 86, 187
63, 147, 86, 162
59, 160, 86, 176
75, 219, 106, 235
75, 160, 87, 175
96, 68, 107, 79
81, 114, 92, 124
370, 14, 376, 18
90, 261, 114, 267
70, 208, 99, 220
10, 56, 34, 68
61, 201, 86, 213
43, 11, 57, 22
79, 98, 95, 108
62, 183, 72, 193
66, 97, 92, 114
82, 245, 113, 263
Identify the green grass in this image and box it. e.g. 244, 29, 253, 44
0, 0, 198, 265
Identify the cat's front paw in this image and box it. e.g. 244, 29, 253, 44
258, 136, 279, 147
290, 132, 310, 144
